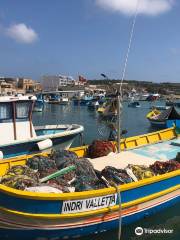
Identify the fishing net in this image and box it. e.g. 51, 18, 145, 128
27, 150, 105, 192
101, 166, 133, 185
150, 160, 180, 175
50, 150, 78, 169
74, 175, 106, 192
27, 155, 58, 178
87, 140, 116, 158
51, 151, 106, 191
127, 164, 155, 180
1, 165, 39, 190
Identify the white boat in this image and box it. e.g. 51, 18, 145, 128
59, 97, 70, 105
0, 95, 84, 159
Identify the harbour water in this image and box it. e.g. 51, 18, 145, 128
33, 101, 162, 146
32, 101, 180, 240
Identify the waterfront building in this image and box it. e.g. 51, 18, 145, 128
18, 78, 42, 93
0, 77, 42, 95
42, 75, 77, 91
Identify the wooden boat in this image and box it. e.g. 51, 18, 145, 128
0, 96, 84, 159
0, 127, 179, 239
146, 106, 180, 128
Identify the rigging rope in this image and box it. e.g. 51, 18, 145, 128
119, 0, 140, 99
117, 0, 140, 153
116, 0, 141, 238
109, 181, 122, 240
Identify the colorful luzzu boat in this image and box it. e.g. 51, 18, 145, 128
0, 95, 84, 159
0, 127, 179, 239
146, 106, 180, 129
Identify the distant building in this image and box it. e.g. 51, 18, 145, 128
42, 75, 77, 90
77, 75, 87, 86
18, 78, 42, 93
0, 77, 18, 95
0, 77, 42, 95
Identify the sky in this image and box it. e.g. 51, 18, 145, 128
0, 0, 180, 83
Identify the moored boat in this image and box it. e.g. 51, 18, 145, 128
166, 100, 180, 108
87, 100, 99, 111
48, 94, 61, 104
59, 97, 70, 105
0, 127, 179, 239
147, 106, 180, 129
33, 94, 44, 112
0, 95, 84, 159
150, 105, 170, 111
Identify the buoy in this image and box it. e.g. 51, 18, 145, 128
37, 139, 53, 150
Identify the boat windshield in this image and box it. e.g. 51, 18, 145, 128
0, 103, 12, 121
16, 101, 32, 119
0, 101, 33, 122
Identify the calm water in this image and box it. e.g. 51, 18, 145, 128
32, 101, 180, 240
33, 101, 160, 145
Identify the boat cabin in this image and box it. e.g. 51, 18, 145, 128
0, 96, 37, 144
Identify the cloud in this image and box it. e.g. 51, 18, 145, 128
96, 0, 174, 16
6, 23, 38, 43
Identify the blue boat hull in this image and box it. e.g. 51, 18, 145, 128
0, 170, 179, 239
0, 196, 179, 240
149, 119, 180, 129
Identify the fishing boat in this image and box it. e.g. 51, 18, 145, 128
0, 95, 84, 159
48, 94, 61, 104
150, 105, 170, 111
128, 101, 141, 108
59, 97, 70, 105
0, 127, 179, 239
98, 99, 118, 122
33, 94, 44, 112
147, 106, 180, 128
87, 100, 99, 111
80, 95, 93, 106
73, 95, 93, 106
166, 100, 180, 108
146, 94, 160, 101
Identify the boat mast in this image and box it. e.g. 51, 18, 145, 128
117, 0, 140, 153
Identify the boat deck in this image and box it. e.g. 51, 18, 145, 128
132, 139, 180, 161
89, 138, 180, 171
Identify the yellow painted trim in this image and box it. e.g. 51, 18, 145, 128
0, 185, 179, 219
70, 127, 177, 156
0, 169, 179, 200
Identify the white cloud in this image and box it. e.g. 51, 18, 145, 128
6, 23, 38, 43
96, 0, 174, 16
